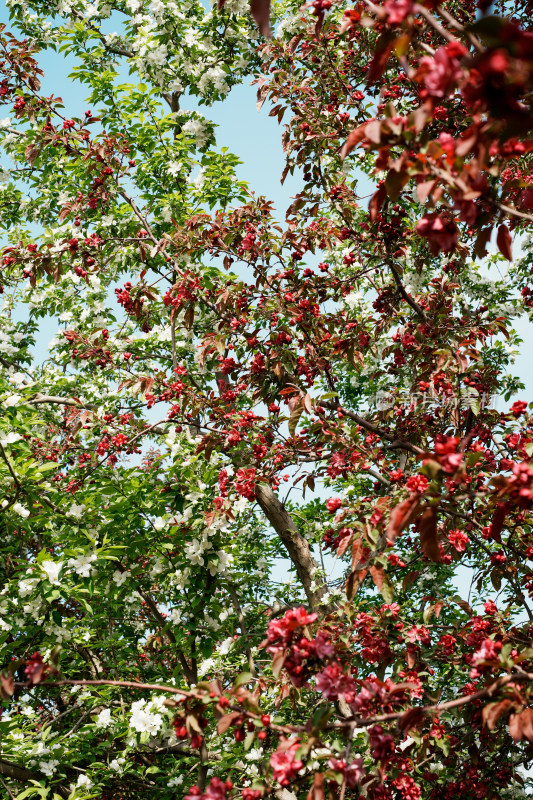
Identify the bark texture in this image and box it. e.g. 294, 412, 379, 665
255, 484, 326, 608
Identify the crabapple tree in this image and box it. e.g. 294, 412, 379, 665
0, 0, 533, 798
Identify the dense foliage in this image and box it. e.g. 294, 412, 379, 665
1, 0, 533, 798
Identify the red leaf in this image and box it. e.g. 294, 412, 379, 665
419, 506, 441, 562
217, 711, 241, 734
416, 179, 437, 204
340, 121, 371, 160
364, 119, 383, 144
369, 564, 385, 592
337, 531, 353, 558
399, 707, 425, 733
366, 34, 395, 85
509, 712, 523, 742
489, 503, 507, 543
482, 699, 513, 731
351, 537, 364, 569
496, 223, 513, 261
520, 708, 533, 741
0, 672, 14, 699
386, 493, 421, 544
369, 184, 387, 222
250, 0, 271, 38
474, 226, 492, 258
271, 648, 287, 678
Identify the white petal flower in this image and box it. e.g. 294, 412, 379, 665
129, 700, 163, 734
41, 560, 62, 585
0, 431, 22, 446
113, 569, 129, 586
68, 504, 86, 520
68, 553, 97, 577
12, 503, 30, 518
218, 636, 234, 655
4, 395, 22, 407
95, 708, 112, 728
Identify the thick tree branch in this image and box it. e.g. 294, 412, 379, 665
0, 759, 69, 799
255, 484, 326, 608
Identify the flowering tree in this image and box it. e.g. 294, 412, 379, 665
1, 0, 533, 797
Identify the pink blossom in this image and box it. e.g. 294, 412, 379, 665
447, 529, 469, 552
328, 757, 365, 786
473, 637, 502, 664
267, 607, 318, 645
418, 42, 466, 99
416, 213, 458, 255
406, 625, 431, 646
368, 724, 395, 761
383, 0, 413, 25
483, 600, 498, 615
315, 663, 357, 700
326, 497, 342, 513
270, 742, 304, 786
405, 474, 428, 493
393, 774, 421, 800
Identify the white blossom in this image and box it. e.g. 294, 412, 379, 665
12, 503, 30, 518
95, 708, 112, 728
182, 117, 208, 147
39, 759, 59, 776
184, 538, 207, 566
0, 431, 22, 446
68, 504, 86, 520
218, 636, 234, 655
129, 700, 163, 734
68, 552, 97, 577
113, 569, 129, 586
41, 560, 62, 585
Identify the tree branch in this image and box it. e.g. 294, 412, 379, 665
255, 484, 326, 608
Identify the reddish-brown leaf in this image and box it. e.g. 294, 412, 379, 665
0, 672, 14, 699
271, 648, 287, 678
483, 699, 514, 731
386, 493, 421, 544
250, 0, 271, 38
496, 223, 513, 261
434, 601, 444, 618
340, 121, 372, 160
511, 708, 533, 742
489, 503, 508, 543
337, 531, 353, 558
217, 711, 241, 735
416, 179, 437, 204
369, 184, 387, 222
399, 707, 425, 733
369, 564, 385, 592
351, 537, 364, 570
419, 506, 441, 562
474, 226, 492, 258
366, 34, 395, 85
509, 712, 523, 742
184, 305, 195, 330
346, 567, 367, 600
